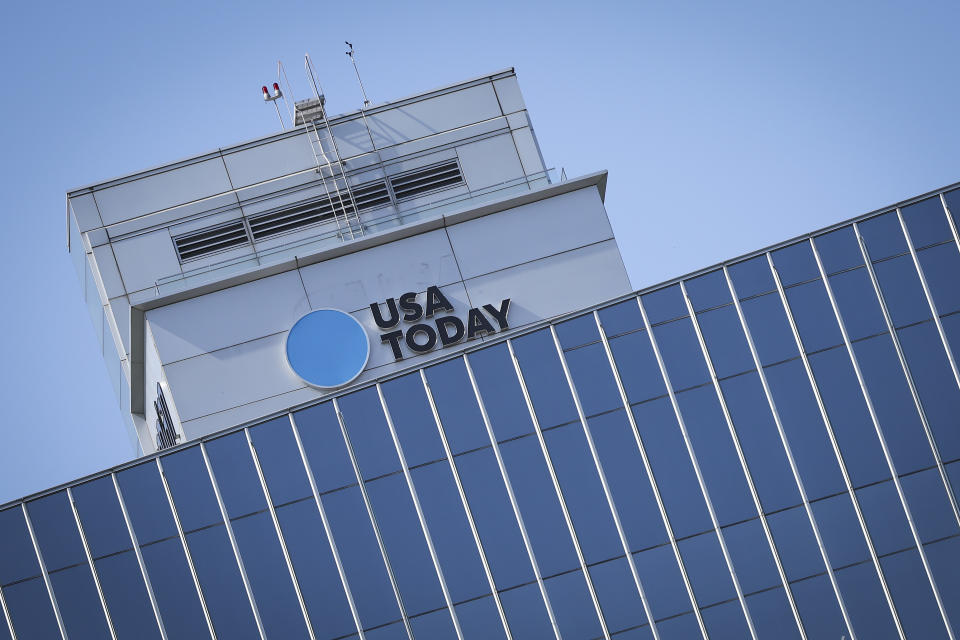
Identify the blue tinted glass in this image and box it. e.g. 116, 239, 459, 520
856, 480, 912, 555
295, 402, 356, 493
26, 492, 84, 572
408, 608, 457, 639
425, 358, 490, 455
764, 359, 845, 499
498, 582, 553, 639
740, 292, 799, 366
701, 599, 751, 640
853, 334, 934, 474
71, 476, 132, 558
656, 612, 701, 638
249, 417, 311, 506
946, 315, 960, 392
677, 531, 736, 607
835, 561, 899, 640
364, 620, 406, 639
275, 500, 355, 639
901, 468, 960, 543
2, 577, 60, 640
469, 344, 536, 441
381, 372, 445, 467
810, 492, 870, 567
784, 280, 843, 353
612, 625, 655, 639
898, 322, 960, 461
684, 270, 732, 312
747, 587, 801, 640
918, 242, 960, 315
809, 348, 890, 486
139, 537, 211, 638
641, 284, 686, 325
499, 436, 578, 577
410, 462, 489, 602
901, 196, 951, 249
511, 330, 578, 429
728, 256, 776, 299
161, 446, 222, 532
633, 545, 691, 619
556, 313, 600, 349
544, 423, 621, 563
0, 507, 40, 585
828, 266, 887, 340
924, 536, 960, 629
859, 211, 908, 261
873, 254, 932, 328
543, 570, 603, 639
206, 432, 266, 518
454, 448, 533, 590
323, 486, 400, 629
598, 298, 644, 337
94, 550, 162, 639
365, 475, 444, 616
588, 410, 669, 551
676, 386, 755, 526
767, 505, 824, 581
772, 241, 819, 286
945, 188, 960, 231
564, 342, 622, 417
116, 461, 177, 544
455, 594, 507, 640
721, 519, 780, 593
790, 573, 847, 639
815, 225, 863, 274
608, 330, 667, 404
720, 372, 800, 513
650, 317, 710, 391
695, 305, 754, 378
589, 557, 647, 633
632, 397, 711, 538
48, 564, 111, 639
339, 387, 400, 480
881, 548, 949, 639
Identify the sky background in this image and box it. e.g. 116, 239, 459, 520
1, 0, 959, 504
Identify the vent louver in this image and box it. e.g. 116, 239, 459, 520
390, 160, 463, 200
174, 220, 250, 262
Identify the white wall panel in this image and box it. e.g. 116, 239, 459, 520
69, 193, 103, 232
494, 76, 526, 114
112, 228, 182, 293
92, 245, 126, 299
222, 134, 317, 189
512, 128, 547, 177
457, 134, 525, 192
109, 295, 132, 357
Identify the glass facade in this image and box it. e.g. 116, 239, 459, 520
5, 189, 960, 639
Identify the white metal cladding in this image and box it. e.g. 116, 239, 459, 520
7, 186, 960, 638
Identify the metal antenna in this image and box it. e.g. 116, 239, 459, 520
345, 42, 371, 107
277, 60, 296, 127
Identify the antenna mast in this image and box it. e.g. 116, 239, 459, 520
261, 82, 286, 130
345, 42, 371, 107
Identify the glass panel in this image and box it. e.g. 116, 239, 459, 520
498, 582, 553, 639
900, 468, 960, 544
589, 556, 647, 634
859, 211, 908, 261
632, 397, 711, 538
469, 344, 536, 441
408, 608, 456, 639
834, 561, 899, 640
563, 342, 623, 417
338, 387, 401, 480
767, 505, 825, 581
455, 594, 506, 640
827, 266, 887, 341
772, 241, 819, 287
115, 462, 209, 638
945, 188, 960, 230
809, 347, 890, 486
161, 447, 260, 640
789, 573, 847, 639
454, 448, 533, 590
720, 372, 800, 513
608, 330, 667, 405
897, 321, 960, 461
815, 225, 863, 275
881, 548, 949, 639
746, 586, 801, 640
656, 612, 702, 638
649, 317, 710, 391
728, 255, 776, 299
248, 417, 311, 507
364, 621, 405, 640
381, 373, 445, 467
632, 544, 692, 620
695, 305, 754, 378
784, 279, 844, 353
924, 536, 960, 629
555, 313, 601, 349
684, 270, 731, 312
764, 359, 845, 499
295, 403, 357, 494
641, 284, 686, 325
0, 507, 41, 585
510, 330, 578, 429
424, 358, 489, 455
855, 480, 912, 555
598, 298, 644, 337
72, 476, 162, 640
701, 599, 751, 640
872, 254, 932, 327
901, 196, 951, 249
2, 577, 60, 640
543, 569, 603, 639
810, 492, 870, 568
739, 292, 799, 366
676, 385, 755, 526
588, 409, 669, 552
677, 531, 736, 607
498, 435, 578, 577
917, 242, 960, 316
721, 519, 780, 594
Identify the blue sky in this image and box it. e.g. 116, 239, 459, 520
1, 0, 959, 503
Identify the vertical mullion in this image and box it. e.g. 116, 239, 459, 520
506, 338, 612, 640
852, 223, 960, 531
154, 457, 218, 640
419, 369, 514, 640
287, 412, 366, 640
809, 238, 955, 639
636, 297, 757, 640
66, 486, 118, 640
722, 265, 857, 639
767, 251, 904, 640
678, 281, 806, 640
549, 325, 661, 640
942, 192, 960, 257
462, 352, 563, 640
0, 583, 14, 640
111, 473, 168, 640
593, 309, 708, 639
896, 207, 960, 391
331, 397, 415, 640
198, 442, 267, 640
20, 503, 66, 640
374, 383, 464, 639
244, 428, 317, 640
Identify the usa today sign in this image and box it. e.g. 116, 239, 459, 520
286, 285, 511, 388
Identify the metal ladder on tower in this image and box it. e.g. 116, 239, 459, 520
304, 117, 355, 241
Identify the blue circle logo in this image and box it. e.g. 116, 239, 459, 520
286, 309, 370, 389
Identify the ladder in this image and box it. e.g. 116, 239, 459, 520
304, 118, 356, 241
